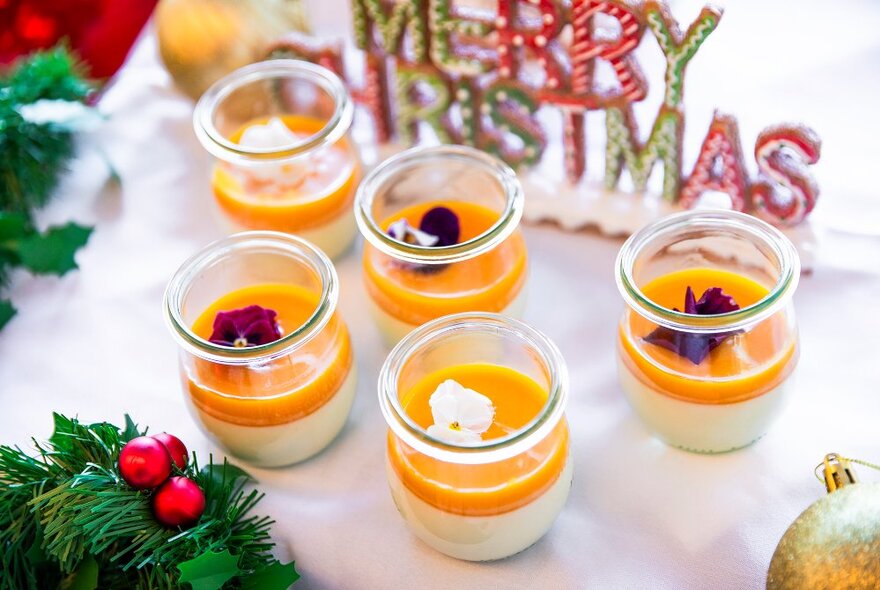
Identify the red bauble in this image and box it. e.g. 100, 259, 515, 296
118, 436, 172, 489
152, 476, 206, 528
151, 432, 188, 469
0, 0, 158, 79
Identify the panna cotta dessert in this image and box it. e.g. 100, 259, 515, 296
164, 232, 356, 467
379, 313, 571, 561
355, 145, 528, 346
194, 60, 360, 259
615, 210, 800, 453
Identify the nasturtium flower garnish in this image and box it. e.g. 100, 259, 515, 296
209, 305, 282, 348
643, 286, 741, 365
387, 206, 461, 248
426, 379, 495, 444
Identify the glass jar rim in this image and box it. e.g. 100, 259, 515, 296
354, 145, 524, 265
193, 59, 353, 165
615, 209, 800, 334
163, 231, 338, 365
378, 312, 569, 465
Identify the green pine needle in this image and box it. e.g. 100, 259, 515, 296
0, 414, 298, 590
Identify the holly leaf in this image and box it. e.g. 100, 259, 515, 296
121, 414, 141, 441
16, 223, 92, 275
241, 561, 300, 590
0, 299, 15, 330
177, 549, 242, 590
24, 528, 48, 565
49, 412, 78, 452
200, 460, 253, 490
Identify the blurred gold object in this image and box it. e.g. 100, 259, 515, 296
155, 0, 310, 100
767, 454, 880, 589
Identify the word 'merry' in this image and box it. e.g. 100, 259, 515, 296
273, 0, 821, 226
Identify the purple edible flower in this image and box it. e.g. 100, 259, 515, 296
386, 206, 461, 274
419, 207, 460, 247
689, 287, 739, 315
209, 305, 282, 348
643, 286, 741, 365
388, 218, 439, 246
387, 207, 461, 248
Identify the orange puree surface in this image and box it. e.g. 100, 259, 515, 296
388, 363, 568, 516
212, 115, 360, 231
364, 201, 527, 325
619, 268, 797, 404
186, 283, 352, 426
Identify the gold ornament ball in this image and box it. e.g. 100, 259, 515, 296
767, 483, 880, 589
155, 0, 310, 100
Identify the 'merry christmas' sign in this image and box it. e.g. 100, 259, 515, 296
273, 0, 821, 227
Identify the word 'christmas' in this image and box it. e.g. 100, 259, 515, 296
275, 0, 821, 226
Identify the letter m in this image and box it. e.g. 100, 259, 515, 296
352, 0, 429, 62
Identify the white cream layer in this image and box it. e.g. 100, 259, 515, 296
216, 205, 357, 260
617, 359, 793, 453
386, 456, 572, 561
369, 283, 528, 347
193, 366, 357, 467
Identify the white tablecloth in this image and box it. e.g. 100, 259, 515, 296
3, 1, 880, 588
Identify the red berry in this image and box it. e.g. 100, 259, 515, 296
151, 432, 188, 469
152, 476, 206, 528
118, 436, 172, 490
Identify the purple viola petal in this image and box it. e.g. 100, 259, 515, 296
419, 207, 460, 247
683, 286, 698, 314
643, 326, 680, 355
642, 286, 741, 365
681, 333, 715, 365
209, 315, 238, 346
695, 287, 740, 315
209, 305, 282, 347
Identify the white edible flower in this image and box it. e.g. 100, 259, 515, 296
388, 218, 439, 246
237, 116, 309, 185
238, 116, 302, 149
426, 380, 495, 444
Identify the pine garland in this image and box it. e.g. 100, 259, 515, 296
0, 47, 98, 330
0, 47, 92, 215
0, 413, 299, 590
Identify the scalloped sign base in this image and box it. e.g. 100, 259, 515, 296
371, 141, 818, 271
519, 175, 819, 271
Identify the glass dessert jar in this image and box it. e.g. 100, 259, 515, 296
194, 59, 360, 259
379, 313, 571, 561
355, 145, 527, 346
615, 210, 800, 453
164, 231, 356, 467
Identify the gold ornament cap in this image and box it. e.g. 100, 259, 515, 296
767, 453, 880, 589
822, 453, 858, 492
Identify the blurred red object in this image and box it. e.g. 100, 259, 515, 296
0, 0, 158, 78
